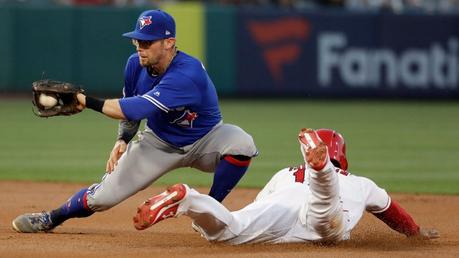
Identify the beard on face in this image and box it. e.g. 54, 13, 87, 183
138, 40, 166, 68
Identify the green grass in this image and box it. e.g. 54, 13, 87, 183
1, 99, 458, 194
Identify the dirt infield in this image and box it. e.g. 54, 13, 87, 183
1, 181, 458, 258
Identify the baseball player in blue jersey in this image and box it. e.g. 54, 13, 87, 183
12, 9, 257, 233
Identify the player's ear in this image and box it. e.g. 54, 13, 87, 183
165, 38, 176, 50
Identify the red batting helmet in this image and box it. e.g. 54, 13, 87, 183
316, 129, 348, 170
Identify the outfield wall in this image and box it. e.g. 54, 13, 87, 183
0, 4, 458, 98
0, 6, 139, 95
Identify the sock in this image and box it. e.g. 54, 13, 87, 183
373, 199, 420, 237
209, 155, 251, 202
50, 188, 94, 226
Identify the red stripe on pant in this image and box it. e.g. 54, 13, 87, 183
224, 155, 251, 167
83, 192, 90, 210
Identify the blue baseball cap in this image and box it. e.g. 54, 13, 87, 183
122, 10, 176, 41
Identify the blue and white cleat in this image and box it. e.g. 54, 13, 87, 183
12, 211, 55, 233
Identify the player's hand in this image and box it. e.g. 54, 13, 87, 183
106, 139, 127, 173
76, 93, 86, 111
418, 227, 440, 240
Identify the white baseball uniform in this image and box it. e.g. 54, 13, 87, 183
176, 160, 391, 245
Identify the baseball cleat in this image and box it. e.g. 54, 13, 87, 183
12, 211, 55, 233
133, 183, 187, 230
298, 128, 329, 171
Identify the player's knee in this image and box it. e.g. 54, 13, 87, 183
246, 143, 258, 157
227, 131, 258, 158
240, 132, 257, 151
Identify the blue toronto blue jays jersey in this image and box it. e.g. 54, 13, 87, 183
119, 51, 222, 147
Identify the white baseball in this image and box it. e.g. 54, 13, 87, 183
39, 94, 58, 108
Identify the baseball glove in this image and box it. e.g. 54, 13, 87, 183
32, 79, 84, 117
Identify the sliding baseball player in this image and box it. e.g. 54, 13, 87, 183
132, 128, 439, 244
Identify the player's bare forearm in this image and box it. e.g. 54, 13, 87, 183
77, 93, 126, 120
103, 99, 126, 119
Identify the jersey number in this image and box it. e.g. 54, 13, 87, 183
292, 166, 306, 183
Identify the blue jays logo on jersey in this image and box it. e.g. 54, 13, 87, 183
169, 109, 198, 128
139, 16, 152, 29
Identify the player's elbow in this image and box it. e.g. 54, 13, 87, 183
103, 99, 128, 120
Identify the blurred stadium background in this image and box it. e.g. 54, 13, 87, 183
0, 0, 458, 194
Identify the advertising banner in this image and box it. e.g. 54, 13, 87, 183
236, 10, 459, 98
